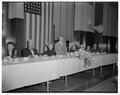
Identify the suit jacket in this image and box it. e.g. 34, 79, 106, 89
6, 48, 18, 58
91, 48, 100, 53
43, 50, 56, 56
21, 48, 38, 57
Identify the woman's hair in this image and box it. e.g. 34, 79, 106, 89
59, 35, 63, 38
7, 42, 15, 47
44, 43, 51, 51
48, 42, 54, 50
27, 39, 33, 48
70, 44, 77, 52
73, 44, 77, 49
27, 40, 29, 48
86, 45, 90, 50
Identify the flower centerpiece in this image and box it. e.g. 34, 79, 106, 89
76, 49, 93, 68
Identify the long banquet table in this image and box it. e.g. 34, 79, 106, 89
2, 53, 118, 92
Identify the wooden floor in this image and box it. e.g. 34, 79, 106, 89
84, 76, 117, 93
6, 64, 117, 93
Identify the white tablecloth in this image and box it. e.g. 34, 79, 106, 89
92, 54, 118, 68
2, 54, 118, 92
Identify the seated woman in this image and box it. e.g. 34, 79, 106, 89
91, 43, 100, 53
74, 41, 80, 51
43, 42, 56, 56
6, 41, 18, 58
70, 44, 77, 52
86, 45, 91, 52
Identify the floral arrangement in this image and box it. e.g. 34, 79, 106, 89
75, 49, 93, 68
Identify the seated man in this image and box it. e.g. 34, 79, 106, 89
21, 40, 38, 57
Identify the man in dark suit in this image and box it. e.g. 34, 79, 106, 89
21, 40, 38, 57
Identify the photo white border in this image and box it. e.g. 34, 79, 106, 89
0, 0, 119, 95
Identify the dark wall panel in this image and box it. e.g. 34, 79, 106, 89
74, 31, 95, 47
11, 18, 24, 50
103, 36, 109, 52
86, 32, 95, 47
74, 31, 84, 44
109, 36, 117, 53
95, 3, 103, 26
74, 31, 118, 53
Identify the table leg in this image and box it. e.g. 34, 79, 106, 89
100, 66, 103, 80
93, 68, 95, 78
47, 81, 49, 92
86, 81, 89, 89
112, 63, 115, 75
65, 76, 67, 87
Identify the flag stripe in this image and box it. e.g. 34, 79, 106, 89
49, 3, 52, 42
40, 2, 45, 53
29, 14, 32, 39
43, 3, 46, 52
39, 16, 41, 53
31, 14, 35, 46
45, 2, 49, 44
36, 15, 40, 51
34, 15, 37, 49
51, 3, 54, 42
48, 3, 50, 42
25, 12, 30, 42
24, 11, 27, 47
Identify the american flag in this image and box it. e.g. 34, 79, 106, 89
24, 2, 41, 52
24, 2, 53, 53
24, 2, 41, 15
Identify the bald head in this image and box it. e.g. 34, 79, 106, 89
59, 36, 64, 43
27, 40, 34, 49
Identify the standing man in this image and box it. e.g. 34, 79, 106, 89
55, 36, 67, 55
